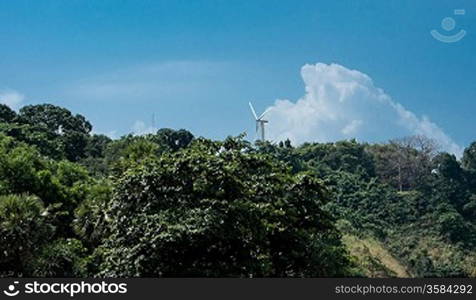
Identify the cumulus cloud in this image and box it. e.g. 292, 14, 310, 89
0, 90, 25, 110
132, 120, 157, 136
266, 63, 462, 157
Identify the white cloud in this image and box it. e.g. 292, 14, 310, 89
266, 63, 463, 157
0, 90, 25, 110
132, 120, 157, 136
341, 119, 363, 135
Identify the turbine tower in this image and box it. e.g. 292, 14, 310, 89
249, 102, 271, 142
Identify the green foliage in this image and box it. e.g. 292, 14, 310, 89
296, 140, 375, 178
74, 181, 113, 247
0, 132, 94, 236
462, 195, 476, 221
85, 134, 112, 158
342, 234, 410, 277
367, 136, 437, 191
0, 104, 96, 161
99, 138, 352, 277
463, 142, 476, 171
0, 104, 17, 123
1, 102, 476, 278
19, 104, 92, 134
261, 137, 476, 277
151, 128, 194, 152
0, 122, 63, 159
30, 238, 89, 277
0, 194, 53, 276
434, 153, 463, 180
437, 210, 468, 242
0, 135, 46, 195
255, 139, 303, 173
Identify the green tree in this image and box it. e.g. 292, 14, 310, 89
296, 140, 375, 179
74, 181, 113, 247
462, 142, 476, 171
151, 128, 194, 152
30, 238, 89, 277
437, 209, 469, 243
462, 195, 476, 221
19, 104, 92, 134
368, 136, 438, 191
0, 133, 94, 237
109, 138, 161, 175
0, 104, 17, 123
0, 122, 63, 159
84, 134, 112, 158
99, 138, 352, 277
0, 135, 46, 195
0, 194, 53, 276
17, 104, 93, 161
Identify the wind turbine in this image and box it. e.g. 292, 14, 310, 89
249, 102, 271, 142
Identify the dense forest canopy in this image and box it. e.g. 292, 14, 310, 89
0, 103, 475, 277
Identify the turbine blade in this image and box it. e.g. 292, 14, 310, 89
258, 107, 272, 120
249, 102, 258, 120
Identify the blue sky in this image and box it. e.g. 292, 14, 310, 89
0, 0, 475, 152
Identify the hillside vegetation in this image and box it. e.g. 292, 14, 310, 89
0, 103, 475, 277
